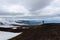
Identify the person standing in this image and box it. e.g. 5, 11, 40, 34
42, 20, 44, 24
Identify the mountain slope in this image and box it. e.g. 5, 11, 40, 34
9, 23, 60, 40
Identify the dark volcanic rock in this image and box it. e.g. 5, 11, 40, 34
9, 23, 60, 40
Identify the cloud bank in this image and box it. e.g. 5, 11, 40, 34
0, 0, 60, 22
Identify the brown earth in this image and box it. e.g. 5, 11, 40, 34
1, 23, 60, 40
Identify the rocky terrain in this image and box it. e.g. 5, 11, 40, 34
0, 23, 60, 40
7, 23, 60, 40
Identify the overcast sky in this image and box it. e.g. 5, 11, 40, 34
0, 0, 60, 21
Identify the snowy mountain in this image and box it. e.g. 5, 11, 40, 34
15, 20, 41, 24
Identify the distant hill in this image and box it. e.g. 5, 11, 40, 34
15, 20, 41, 24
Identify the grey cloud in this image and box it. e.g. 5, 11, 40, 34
0, 0, 53, 11
0, 10, 24, 15
29, 0, 52, 11
0, 0, 60, 20
21, 0, 53, 11
26, 0, 53, 15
